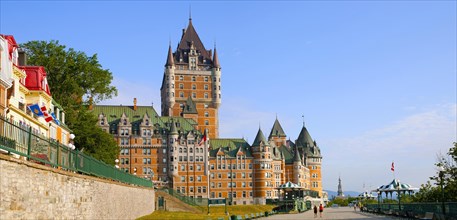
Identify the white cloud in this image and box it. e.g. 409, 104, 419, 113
322, 103, 456, 192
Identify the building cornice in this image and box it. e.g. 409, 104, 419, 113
28, 90, 52, 103
0, 78, 13, 88
13, 65, 26, 78
19, 83, 29, 94
8, 104, 49, 130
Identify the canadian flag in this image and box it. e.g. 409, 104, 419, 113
40, 106, 54, 122
391, 162, 395, 172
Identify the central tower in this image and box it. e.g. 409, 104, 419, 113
161, 18, 221, 138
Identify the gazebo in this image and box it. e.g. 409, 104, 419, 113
277, 181, 304, 201
371, 179, 419, 211
275, 181, 309, 212
357, 191, 377, 200
373, 179, 419, 199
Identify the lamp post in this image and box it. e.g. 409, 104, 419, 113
438, 166, 446, 215
114, 159, 120, 169
397, 180, 401, 212
377, 189, 381, 212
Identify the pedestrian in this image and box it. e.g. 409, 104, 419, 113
353, 203, 356, 211
313, 205, 318, 218
319, 204, 324, 218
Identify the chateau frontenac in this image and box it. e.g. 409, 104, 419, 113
91, 18, 323, 205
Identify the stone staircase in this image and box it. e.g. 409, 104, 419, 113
155, 190, 202, 213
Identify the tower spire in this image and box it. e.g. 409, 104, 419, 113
213, 45, 220, 68
165, 43, 174, 67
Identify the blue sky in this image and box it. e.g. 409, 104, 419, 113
1, 1, 456, 193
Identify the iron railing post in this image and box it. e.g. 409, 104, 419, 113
27, 126, 32, 160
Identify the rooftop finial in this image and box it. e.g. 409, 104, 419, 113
302, 114, 305, 127
189, 4, 192, 21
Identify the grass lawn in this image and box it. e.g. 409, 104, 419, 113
138, 204, 275, 220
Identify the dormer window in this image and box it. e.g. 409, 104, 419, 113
123, 119, 127, 125
190, 58, 197, 70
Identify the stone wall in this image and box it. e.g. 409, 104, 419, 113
0, 155, 155, 220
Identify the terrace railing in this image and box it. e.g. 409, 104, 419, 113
0, 116, 152, 188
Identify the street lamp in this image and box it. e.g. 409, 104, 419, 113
114, 159, 120, 169
377, 189, 381, 212
397, 180, 401, 212
438, 165, 446, 215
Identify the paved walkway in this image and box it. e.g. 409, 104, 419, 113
261, 207, 398, 220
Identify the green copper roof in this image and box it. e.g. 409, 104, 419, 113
293, 144, 302, 163
279, 145, 294, 163
295, 126, 322, 157
269, 118, 287, 138
91, 105, 162, 127
296, 126, 314, 148
183, 96, 198, 114
209, 138, 252, 157
160, 116, 199, 134
252, 128, 268, 146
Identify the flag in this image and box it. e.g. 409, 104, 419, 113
199, 134, 207, 146
28, 104, 44, 116
40, 106, 53, 122
391, 162, 395, 172
51, 112, 60, 125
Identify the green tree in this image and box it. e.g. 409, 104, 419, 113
21, 40, 118, 165
413, 142, 457, 202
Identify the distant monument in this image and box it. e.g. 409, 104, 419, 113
337, 176, 345, 198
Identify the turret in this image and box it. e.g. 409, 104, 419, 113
252, 128, 273, 204
169, 119, 179, 177
292, 144, 303, 184
212, 46, 221, 108
163, 44, 176, 115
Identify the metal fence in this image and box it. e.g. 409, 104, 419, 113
163, 188, 207, 206
0, 116, 152, 188
365, 202, 457, 218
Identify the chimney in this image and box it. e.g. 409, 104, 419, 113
133, 98, 137, 111
18, 49, 27, 66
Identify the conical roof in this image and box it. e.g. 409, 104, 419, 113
183, 96, 198, 114
293, 144, 302, 163
296, 126, 314, 148
269, 118, 287, 138
252, 128, 268, 146
213, 47, 220, 68
170, 119, 178, 135
165, 44, 174, 67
